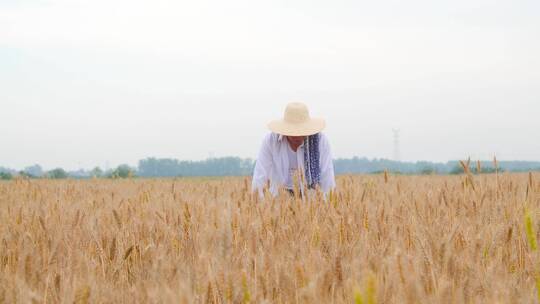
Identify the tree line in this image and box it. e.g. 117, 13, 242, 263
1, 157, 540, 180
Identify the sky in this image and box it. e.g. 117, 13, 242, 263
1, 0, 539, 170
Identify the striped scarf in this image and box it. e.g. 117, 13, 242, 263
303, 133, 321, 189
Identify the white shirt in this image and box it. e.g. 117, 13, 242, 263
252, 132, 336, 196
285, 142, 300, 189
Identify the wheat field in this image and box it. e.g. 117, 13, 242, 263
1, 173, 539, 303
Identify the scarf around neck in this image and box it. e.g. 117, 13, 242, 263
303, 133, 321, 189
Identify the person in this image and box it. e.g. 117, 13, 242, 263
252, 102, 336, 197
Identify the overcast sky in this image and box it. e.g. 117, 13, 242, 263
1, 0, 539, 170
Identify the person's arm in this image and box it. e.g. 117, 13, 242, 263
318, 133, 336, 193
252, 133, 273, 195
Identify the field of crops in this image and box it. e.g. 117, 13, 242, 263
1, 173, 539, 303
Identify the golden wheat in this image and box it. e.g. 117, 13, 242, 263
0, 173, 539, 303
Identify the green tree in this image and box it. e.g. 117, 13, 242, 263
450, 165, 464, 175
420, 166, 436, 175
90, 167, 103, 178
24, 164, 43, 177
0, 172, 12, 180
47, 168, 68, 179
18, 171, 34, 178
109, 164, 135, 178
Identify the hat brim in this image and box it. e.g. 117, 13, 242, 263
267, 118, 326, 136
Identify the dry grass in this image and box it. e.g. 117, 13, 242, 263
1, 173, 539, 303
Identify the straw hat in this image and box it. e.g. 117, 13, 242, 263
268, 102, 326, 136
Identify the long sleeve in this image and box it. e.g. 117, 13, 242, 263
252, 133, 273, 195
318, 133, 336, 193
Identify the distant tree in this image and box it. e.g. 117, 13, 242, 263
420, 167, 436, 175
0, 167, 15, 175
18, 171, 34, 178
450, 165, 464, 175
90, 167, 103, 178
138, 157, 180, 177
109, 164, 135, 178
0, 172, 12, 180
24, 164, 43, 177
138, 157, 254, 177
47, 168, 68, 179
472, 167, 498, 174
